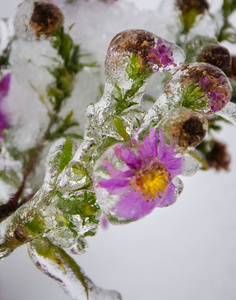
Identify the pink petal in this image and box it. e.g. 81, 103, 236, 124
115, 190, 156, 220
158, 182, 176, 207
98, 178, 130, 194
115, 146, 141, 170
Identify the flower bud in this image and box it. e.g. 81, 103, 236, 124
14, 0, 63, 41
199, 44, 232, 74
165, 63, 232, 114
206, 140, 231, 171
159, 108, 208, 152
175, 0, 209, 33
105, 29, 185, 86
176, 0, 209, 15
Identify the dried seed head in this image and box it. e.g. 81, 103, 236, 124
159, 108, 208, 152
200, 44, 232, 74
176, 0, 209, 14
229, 56, 236, 80
14, 0, 63, 41
29, 2, 63, 40
207, 140, 231, 171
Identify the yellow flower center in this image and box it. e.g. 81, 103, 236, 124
131, 163, 170, 200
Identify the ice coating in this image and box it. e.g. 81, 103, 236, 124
28, 238, 122, 300
216, 102, 236, 125
14, 0, 63, 41
0, 138, 101, 255
165, 62, 232, 114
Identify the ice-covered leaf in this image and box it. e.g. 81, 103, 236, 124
28, 238, 122, 300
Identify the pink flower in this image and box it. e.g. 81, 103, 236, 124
0, 73, 11, 138
200, 76, 229, 112
146, 39, 176, 72
93, 127, 184, 223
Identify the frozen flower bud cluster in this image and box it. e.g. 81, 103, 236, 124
0, 0, 236, 299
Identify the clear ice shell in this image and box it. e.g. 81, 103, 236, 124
216, 102, 236, 125
172, 177, 184, 199
181, 156, 199, 176
14, 0, 63, 42
28, 238, 122, 300
164, 62, 232, 114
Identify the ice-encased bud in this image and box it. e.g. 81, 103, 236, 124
14, 0, 63, 41
159, 107, 208, 152
183, 36, 232, 75
175, 0, 209, 15
199, 44, 232, 74
165, 62, 232, 114
105, 29, 185, 87
175, 0, 209, 34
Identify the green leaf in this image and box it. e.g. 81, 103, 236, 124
181, 83, 207, 111
113, 65, 149, 114
180, 9, 198, 34
0, 42, 12, 68
25, 218, 45, 234
58, 139, 73, 175
56, 191, 100, 227
112, 116, 130, 140
222, 0, 236, 19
